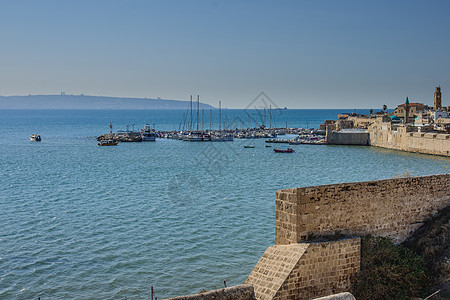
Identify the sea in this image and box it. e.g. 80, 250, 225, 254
1, 109, 449, 299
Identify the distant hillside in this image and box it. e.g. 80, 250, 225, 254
0, 94, 215, 109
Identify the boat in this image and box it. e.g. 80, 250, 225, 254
184, 133, 211, 142
30, 134, 41, 141
265, 144, 272, 147
141, 124, 157, 141
98, 139, 118, 146
244, 145, 255, 148
289, 139, 302, 145
274, 147, 294, 153
210, 135, 233, 142
210, 101, 233, 142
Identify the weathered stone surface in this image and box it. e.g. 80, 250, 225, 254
246, 238, 360, 300
275, 174, 450, 245
164, 284, 256, 300
312, 292, 356, 300
368, 120, 450, 156
326, 131, 369, 145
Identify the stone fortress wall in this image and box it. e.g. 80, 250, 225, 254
368, 119, 450, 157
245, 238, 360, 300
275, 174, 450, 245
245, 173, 449, 299
325, 130, 369, 146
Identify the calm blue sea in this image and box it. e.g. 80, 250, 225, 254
1, 109, 449, 299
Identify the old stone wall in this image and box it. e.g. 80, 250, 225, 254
275, 174, 450, 245
368, 122, 450, 157
165, 285, 256, 300
245, 238, 360, 300
326, 131, 369, 145
312, 292, 356, 300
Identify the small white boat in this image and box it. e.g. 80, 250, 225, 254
30, 134, 41, 141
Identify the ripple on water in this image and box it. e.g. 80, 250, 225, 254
1, 111, 449, 298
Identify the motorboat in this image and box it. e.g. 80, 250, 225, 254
141, 124, 157, 141
274, 147, 294, 153
98, 140, 118, 146
30, 134, 41, 141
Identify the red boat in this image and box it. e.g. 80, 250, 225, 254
274, 148, 294, 153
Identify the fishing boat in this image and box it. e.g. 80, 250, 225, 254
30, 134, 41, 141
141, 124, 157, 141
274, 147, 294, 153
98, 140, 118, 146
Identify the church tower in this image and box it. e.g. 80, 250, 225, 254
434, 86, 442, 110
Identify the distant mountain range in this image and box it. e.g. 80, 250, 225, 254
0, 94, 215, 109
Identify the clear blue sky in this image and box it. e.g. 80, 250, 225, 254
1, 0, 449, 109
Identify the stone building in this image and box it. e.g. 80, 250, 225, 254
393, 97, 426, 123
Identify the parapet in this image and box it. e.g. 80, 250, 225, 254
275, 174, 450, 245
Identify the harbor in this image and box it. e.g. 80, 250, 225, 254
3, 108, 450, 299
97, 126, 327, 144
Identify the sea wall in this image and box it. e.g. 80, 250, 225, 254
325, 131, 369, 145
245, 238, 360, 300
165, 285, 256, 300
275, 174, 450, 245
368, 122, 450, 156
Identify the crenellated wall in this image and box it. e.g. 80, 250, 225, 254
275, 174, 450, 245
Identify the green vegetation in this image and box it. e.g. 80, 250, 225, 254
403, 206, 450, 299
351, 235, 429, 300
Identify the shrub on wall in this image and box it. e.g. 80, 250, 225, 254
351, 235, 429, 300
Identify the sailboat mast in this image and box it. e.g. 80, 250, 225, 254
264, 107, 266, 127
219, 101, 222, 133
190, 95, 193, 131
202, 109, 204, 132
210, 108, 212, 131
269, 105, 272, 129
197, 95, 200, 132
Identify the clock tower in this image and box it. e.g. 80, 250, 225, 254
434, 86, 442, 110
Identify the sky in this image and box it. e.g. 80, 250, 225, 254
1, 0, 450, 109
